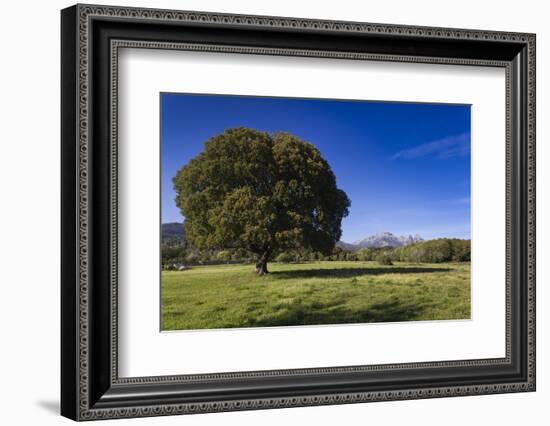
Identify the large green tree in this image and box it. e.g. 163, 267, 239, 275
173, 127, 350, 275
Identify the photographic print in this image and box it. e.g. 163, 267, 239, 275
161, 94, 471, 331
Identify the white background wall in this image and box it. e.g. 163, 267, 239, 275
0, 0, 546, 424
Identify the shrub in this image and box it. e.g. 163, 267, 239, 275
311, 251, 324, 261
276, 252, 294, 263
217, 250, 232, 262
185, 252, 200, 264
345, 252, 358, 261
329, 247, 345, 261
356, 248, 374, 261
307, 251, 319, 262
376, 254, 394, 266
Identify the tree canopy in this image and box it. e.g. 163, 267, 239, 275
173, 127, 350, 274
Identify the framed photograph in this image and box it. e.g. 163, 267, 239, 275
61, 4, 536, 421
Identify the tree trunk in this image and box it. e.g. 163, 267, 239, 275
255, 252, 269, 276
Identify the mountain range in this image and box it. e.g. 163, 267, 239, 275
336, 232, 423, 251
162, 223, 423, 250
161, 222, 186, 244
352, 232, 424, 249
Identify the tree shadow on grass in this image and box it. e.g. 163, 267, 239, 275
270, 266, 451, 280
245, 297, 430, 327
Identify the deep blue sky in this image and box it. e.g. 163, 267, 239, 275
161, 93, 471, 242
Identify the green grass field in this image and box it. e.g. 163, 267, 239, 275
161, 261, 470, 331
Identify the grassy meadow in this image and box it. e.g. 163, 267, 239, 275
161, 261, 470, 331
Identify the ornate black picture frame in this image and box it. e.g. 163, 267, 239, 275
61, 4, 536, 421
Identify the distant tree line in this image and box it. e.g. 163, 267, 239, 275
275, 238, 470, 264
392, 238, 470, 263
162, 238, 470, 269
